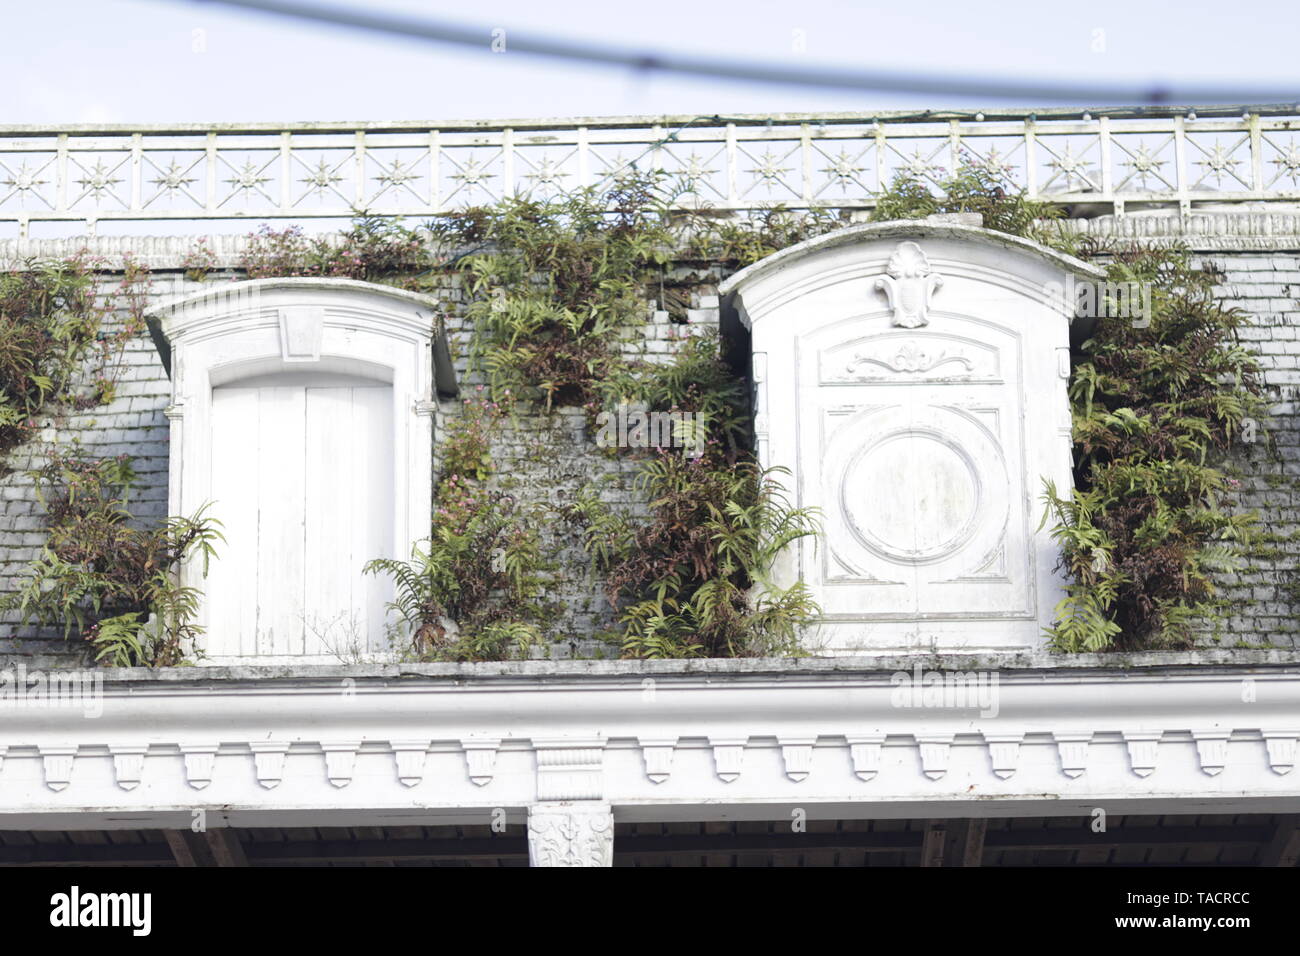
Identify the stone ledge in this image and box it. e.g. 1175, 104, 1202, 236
5, 211, 1300, 269
12, 646, 1298, 684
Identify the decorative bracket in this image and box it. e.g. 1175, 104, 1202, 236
916, 734, 954, 780
985, 733, 1023, 779
40, 746, 76, 792
391, 740, 430, 788
1263, 731, 1298, 775
322, 741, 360, 788
1054, 732, 1092, 778
111, 745, 148, 791
780, 738, 816, 782
638, 737, 677, 784
847, 734, 885, 781
709, 737, 746, 783
462, 737, 501, 787
250, 741, 289, 789
1123, 731, 1161, 778
180, 743, 218, 790
1192, 731, 1230, 776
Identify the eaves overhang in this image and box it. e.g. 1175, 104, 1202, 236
2, 654, 1298, 830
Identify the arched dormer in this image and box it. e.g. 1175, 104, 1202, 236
147, 278, 453, 663
720, 221, 1106, 653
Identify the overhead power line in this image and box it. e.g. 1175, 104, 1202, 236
185, 0, 1298, 105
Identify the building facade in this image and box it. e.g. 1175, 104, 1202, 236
1, 108, 1299, 866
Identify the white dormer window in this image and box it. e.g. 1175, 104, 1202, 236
721, 222, 1105, 654
149, 278, 448, 663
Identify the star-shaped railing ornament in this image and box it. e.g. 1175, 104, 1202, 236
375, 157, 419, 188
821, 149, 864, 188
975, 145, 1016, 179
150, 159, 198, 195
451, 156, 494, 187
1122, 141, 1167, 187
749, 149, 791, 188
300, 158, 345, 195
899, 147, 939, 179
1270, 140, 1300, 186
75, 159, 124, 199
1046, 142, 1093, 191
224, 160, 272, 192
1194, 142, 1242, 186
680, 152, 716, 191
524, 155, 568, 188
2, 160, 49, 194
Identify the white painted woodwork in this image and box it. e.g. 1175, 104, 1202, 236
3, 658, 1299, 838
207, 381, 393, 659
148, 278, 439, 663
721, 222, 1107, 654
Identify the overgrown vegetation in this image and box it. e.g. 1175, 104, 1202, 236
240, 214, 432, 283
1, 453, 223, 665
572, 457, 818, 658
870, 155, 1268, 651
1, 157, 1274, 663
0, 255, 226, 666
419, 176, 826, 658
0, 255, 150, 462
869, 157, 1064, 240
427, 177, 677, 409
1041, 248, 1266, 650
364, 389, 554, 661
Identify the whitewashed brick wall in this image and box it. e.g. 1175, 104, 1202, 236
2, 222, 1297, 665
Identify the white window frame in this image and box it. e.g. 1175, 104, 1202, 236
148, 277, 442, 662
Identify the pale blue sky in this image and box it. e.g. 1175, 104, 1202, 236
5, 0, 1299, 125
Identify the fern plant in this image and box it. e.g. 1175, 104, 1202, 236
3, 453, 223, 665
575, 457, 820, 658
364, 489, 551, 662
1039, 247, 1265, 650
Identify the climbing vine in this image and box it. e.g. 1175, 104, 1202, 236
1041, 246, 1266, 650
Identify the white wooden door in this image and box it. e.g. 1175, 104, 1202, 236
206, 380, 394, 659
803, 316, 1032, 621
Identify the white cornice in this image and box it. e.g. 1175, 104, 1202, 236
147, 276, 439, 340
1, 658, 1298, 829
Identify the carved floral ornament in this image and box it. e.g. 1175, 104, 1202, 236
845, 341, 975, 377
875, 241, 943, 328
527, 805, 614, 867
